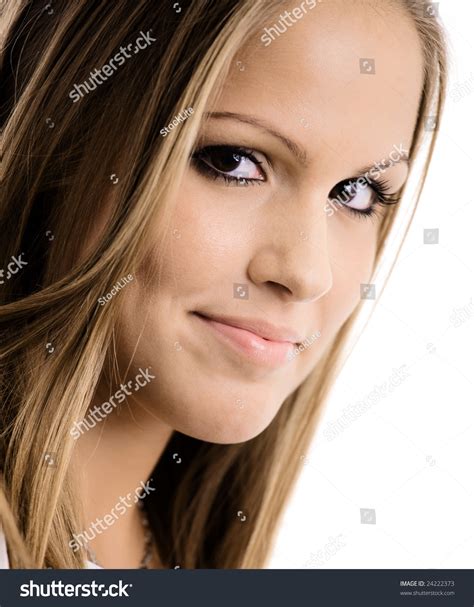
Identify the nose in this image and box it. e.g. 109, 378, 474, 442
247, 189, 333, 303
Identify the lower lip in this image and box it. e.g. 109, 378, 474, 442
193, 313, 296, 368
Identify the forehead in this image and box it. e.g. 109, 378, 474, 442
214, 0, 424, 176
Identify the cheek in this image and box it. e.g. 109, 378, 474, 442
319, 214, 379, 335
152, 176, 257, 297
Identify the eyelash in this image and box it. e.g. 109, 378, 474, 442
192, 145, 265, 186
191, 145, 402, 218
346, 180, 402, 221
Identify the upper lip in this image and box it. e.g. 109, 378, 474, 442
194, 312, 304, 344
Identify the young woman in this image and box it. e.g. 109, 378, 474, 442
0, 0, 447, 568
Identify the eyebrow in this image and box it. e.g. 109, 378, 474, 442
206, 111, 309, 167
205, 111, 410, 177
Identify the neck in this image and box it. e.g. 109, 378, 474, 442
72, 396, 174, 568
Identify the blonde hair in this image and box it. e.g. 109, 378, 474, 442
0, 0, 447, 568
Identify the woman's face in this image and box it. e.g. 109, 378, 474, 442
116, 1, 423, 443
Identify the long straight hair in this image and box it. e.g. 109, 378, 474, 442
0, 0, 447, 568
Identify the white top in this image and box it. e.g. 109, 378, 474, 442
0, 526, 102, 569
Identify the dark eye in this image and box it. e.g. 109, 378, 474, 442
328, 179, 376, 212
192, 145, 266, 185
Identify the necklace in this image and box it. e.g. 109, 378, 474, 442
86, 500, 154, 569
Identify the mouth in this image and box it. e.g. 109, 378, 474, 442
192, 311, 301, 369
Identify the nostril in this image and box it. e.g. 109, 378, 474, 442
267, 280, 293, 296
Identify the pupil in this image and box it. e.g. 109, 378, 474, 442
344, 181, 357, 196
212, 150, 241, 172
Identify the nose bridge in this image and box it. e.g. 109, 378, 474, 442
248, 187, 333, 303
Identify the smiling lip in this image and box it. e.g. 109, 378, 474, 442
192, 312, 303, 368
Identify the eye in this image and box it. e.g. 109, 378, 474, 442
192, 145, 266, 186
328, 178, 401, 218
328, 179, 375, 212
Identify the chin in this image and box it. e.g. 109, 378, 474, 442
165, 393, 284, 445
186, 419, 275, 446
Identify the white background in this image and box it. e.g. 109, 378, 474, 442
269, 0, 474, 569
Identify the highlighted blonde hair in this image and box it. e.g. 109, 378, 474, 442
0, 0, 446, 568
